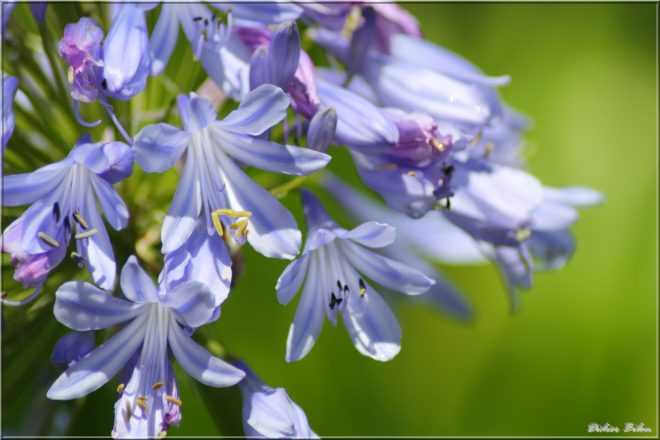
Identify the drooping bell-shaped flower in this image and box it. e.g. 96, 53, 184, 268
48, 256, 245, 438
133, 85, 330, 259
58, 17, 104, 103
277, 190, 434, 362
1, 135, 133, 292
236, 361, 318, 438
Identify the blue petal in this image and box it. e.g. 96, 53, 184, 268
2, 162, 68, 206
389, 34, 511, 87
307, 107, 337, 152
51, 331, 96, 371
267, 21, 301, 89
216, 149, 301, 259
47, 313, 147, 400
239, 364, 318, 438
71, 140, 134, 184
120, 255, 159, 304
90, 174, 129, 231
149, 4, 179, 76
340, 240, 434, 295
286, 256, 325, 362
3, 75, 19, 150
168, 320, 245, 387
211, 126, 330, 176
531, 201, 578, 231
200, 32, 251, 100
543, 186, 605, 207
178, 92, 217, 133
103, 4, 150, 100
161, 155, 202, 253
134, 123, 190, 172
317, 79, 398, 153
249, 46, 270, 90
78, 189, 116, 290
276, 253, 309, 305
220, 84, 289, 136
162, 281, 217, 328
54, 281, 143, 331
340, 221, 395, 248
342, 287, 401, 361
215, 3, 302, 23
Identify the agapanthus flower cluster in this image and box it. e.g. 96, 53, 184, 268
1, 2, 602, 437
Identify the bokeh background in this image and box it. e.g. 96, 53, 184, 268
2, 2, 657, 437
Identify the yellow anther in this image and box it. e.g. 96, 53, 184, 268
73, 211, 89, 229
211, 209, 252, 238
358, 288, 367, 296
124, 401, 132, 422
75, 228, 98, 239
152, 381, 165, 391
468, 130, 483, 148
117, 383, 125, 393
375, 163, 398, 170
165, 395, 182, 406
483, 141, 495, 159
407, 171, 417, 177
213, 209, 253, 218
229, 218, 249, 237
38, 232, 60, 247
341, 6, 362, 38
515, 227, 531, 242
431, 138, 446, 153
136, 396, 148, 413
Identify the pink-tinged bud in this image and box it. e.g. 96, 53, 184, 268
59, 17, 104, 70
290, 50, 320, 118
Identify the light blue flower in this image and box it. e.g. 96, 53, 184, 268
1, 135, 133, 292
134, 85, 330, 259
324, 175, 480, 319
277, 190, 434, 362
237, 361, 318, 439
312, 30, 508, 130
48, 256, 245, 438
2, 75, 19, 150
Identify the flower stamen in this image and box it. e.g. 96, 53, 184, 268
73, 211, 89, 229
165, 395, 182, 406
75, 228, 98, 239
38, 232, 60, 248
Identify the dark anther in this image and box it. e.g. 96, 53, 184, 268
440, 197, 451, 210
71, 252, 86, 267
52, 202, 61, 222
101, 79, 107, 90
63, 217, 71, 233
343, 285, 349, 294
204, 18, 209, 26
442, 165, 455, 176
212, 14, 217, 22
358, 278, 366, 290
329, 292, 343, 310
337, 280, 342, 291
193, 16, 202, 22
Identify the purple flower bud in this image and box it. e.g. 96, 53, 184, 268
235, 26, 273, 52
372, 4, 422, 53
290, 50, 320, 118
59, 17, 104, 103
307, 107, 337, 153
249, 45, 270, 90
268, 21, 301, 89
59, 17, 104, 69
347, 6, 376, 75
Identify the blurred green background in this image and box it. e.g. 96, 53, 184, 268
2, 2, 657, 437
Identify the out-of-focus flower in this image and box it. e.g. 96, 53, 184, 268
47, 256, 245, 438
134, 85, 330, 258
277, 190, 434, 362
236, 361, 318, 438
1, 135, 133, 291
2, 75, 19, 150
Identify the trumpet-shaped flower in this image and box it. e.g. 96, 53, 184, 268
277, 190, 434, 362
237, 361, 318, 438
1, 135, 132, 291
134, 85, 330, 258
48, 256, 245, 438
